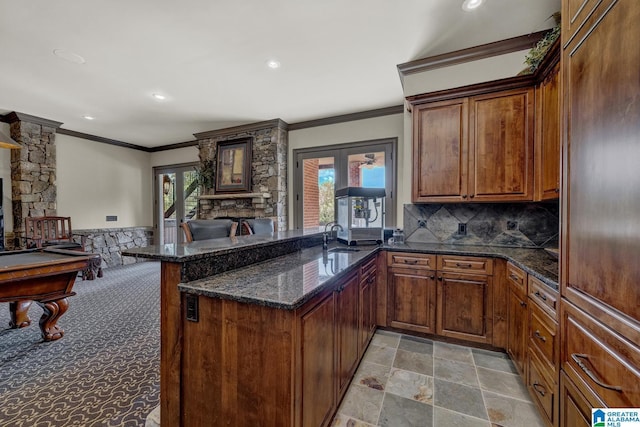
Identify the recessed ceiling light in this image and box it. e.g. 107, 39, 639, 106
53, 49, 86, 64
462, 0, 483, 11
82, 115, 95, 120
266, 60, 281, 69
152, 93, 167, 101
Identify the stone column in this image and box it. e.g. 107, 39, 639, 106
7, 112, 62, 248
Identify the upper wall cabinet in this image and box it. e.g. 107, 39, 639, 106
409, 40, 560, 204
411, 85, 534, 203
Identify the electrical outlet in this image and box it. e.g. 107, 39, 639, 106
458, 223, 467, 235
507, 220, 518, 231
417, 219, 427, 228
106, 215, 117, 222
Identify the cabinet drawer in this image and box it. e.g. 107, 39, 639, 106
507, 262, 527, 295
387, 252, 435, 269
437, 255, 493, 275
528, 276, 558, 319
528, 350, 556, 425
562, 301, 640, 407
529, 302, 557, 372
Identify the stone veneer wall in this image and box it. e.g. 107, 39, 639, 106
196, 120, 288, 230
403, 201, 559, 248
73, 227, 154, 268
7, 113, 62, 248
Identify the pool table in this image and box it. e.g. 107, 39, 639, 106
0, 248, 99, 341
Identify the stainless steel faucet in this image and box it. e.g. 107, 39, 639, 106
322, 222, 343, 250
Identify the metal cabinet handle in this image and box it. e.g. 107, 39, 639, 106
532, 382, 546, 396
534, 291, 547, 301
366, 276, 375, 284
455, 263, 472, 268
520, 301, 527, 307
403, 259, 418, 265
469, 194, 475, 198
427, 275, 435, 280
534, 330, 547, 342
509, 274, 520, 282
571, 353, 623, 391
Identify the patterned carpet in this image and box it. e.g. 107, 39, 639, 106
0, 261, 161, 427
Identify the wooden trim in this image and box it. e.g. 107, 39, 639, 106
288, 105, 404, 131
193, 118, 289, 140
397, 30, 549, 84
2, 112, 63, 129
148, 140, 198, 152
406, 74, 536, 106
57, 128, 152, 152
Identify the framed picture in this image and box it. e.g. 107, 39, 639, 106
215, 137, 252, 193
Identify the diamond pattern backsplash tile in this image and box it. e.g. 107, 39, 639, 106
404, 202, 559, 248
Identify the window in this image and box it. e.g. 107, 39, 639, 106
293, 138, 396, 230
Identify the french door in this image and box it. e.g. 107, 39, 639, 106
153, 163, 200, 244
293, 138, 396, 230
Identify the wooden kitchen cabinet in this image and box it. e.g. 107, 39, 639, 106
559, 371, 599, 427
412, 98, 468, 202
469, 88, 535, 201
506, 263, 528, 377
437, 271, 493, 344
535, 52, 561, 201
336, 272, 360, 399
387, 252, 437, 334
300, 290, 337, 427
559, 0, 640, 420
360, 257, 377, 353
410, 86, 534, 203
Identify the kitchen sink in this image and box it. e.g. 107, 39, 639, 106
328, 247, 360, 253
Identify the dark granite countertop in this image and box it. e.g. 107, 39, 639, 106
178, 241, 558, 310
122, 229, 323, 262
179, 243, 379, 309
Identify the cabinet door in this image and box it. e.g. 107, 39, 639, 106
412, 98, 469, 202
300, 292, 336, 427
560, 372, 598, 427
507, 288, 528, 377
535, 61, 561, 200
360, 270, 376, 352
562, 0, 640, 335
437, 272, 493, 344
469, 88, 534, 201
337, 273, 360, 398
388, 267, 436, 334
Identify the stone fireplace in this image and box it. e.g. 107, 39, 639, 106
193, 119, 288, 230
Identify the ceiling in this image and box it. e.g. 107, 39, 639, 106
0, 0, 560, 148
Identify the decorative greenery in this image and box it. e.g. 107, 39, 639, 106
522, 12, 561, 75
195, 159, 215, 189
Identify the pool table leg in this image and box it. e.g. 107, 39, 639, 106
37, 298, 69, 341
9, 300, 33, 329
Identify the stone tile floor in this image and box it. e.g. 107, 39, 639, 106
331, 330, 546, 427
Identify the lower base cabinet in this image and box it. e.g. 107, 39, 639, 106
336, 273, 360, 399
300, 290, 337, 427
560, 371, 598, 427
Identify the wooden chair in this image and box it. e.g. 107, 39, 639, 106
240, 218, 277, 235
25, 216, 77, 249
181, 219, 238, 243
24, 216, 102, 279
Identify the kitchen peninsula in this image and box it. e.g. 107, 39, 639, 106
124, 231, 558, 427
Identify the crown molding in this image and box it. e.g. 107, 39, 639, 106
288, 105, 404, 131
2, 112, 63, 128
397, 30, 549, 86
194, 118, 289, 140
148, 140, 198, 152
57, 128, 152, 152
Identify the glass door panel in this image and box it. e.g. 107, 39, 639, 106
154, 164, 200, 245
346, 151, 385, 188
301, 157, 335, 231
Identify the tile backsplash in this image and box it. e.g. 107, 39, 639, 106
403, 202, 559, 248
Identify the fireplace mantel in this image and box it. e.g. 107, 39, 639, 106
198, 192, 271, 201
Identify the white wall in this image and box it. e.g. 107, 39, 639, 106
57, 134, 152, 229
150, 146, 199, 167
0, 123, 13, 232
288, 113, 407, 229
